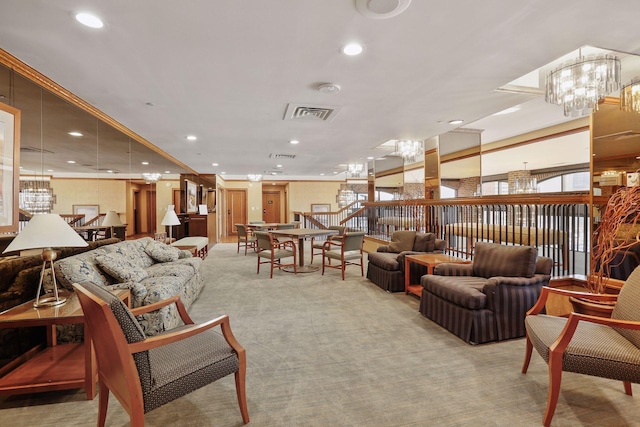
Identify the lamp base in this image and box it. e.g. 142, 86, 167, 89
33, 294, 67, 308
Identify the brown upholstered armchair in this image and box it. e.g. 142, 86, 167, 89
73, 281, 249, 427
366, 231, 445, 292
522, 267, 640, 427
419, 242, 553, 344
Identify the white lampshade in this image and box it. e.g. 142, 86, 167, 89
3, 214, 89, 253
102, 210, 123, 227
161, 209, 181, 226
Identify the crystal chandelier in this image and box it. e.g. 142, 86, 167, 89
395, 140, 423, 163
19, 179, 57, 214
337, 189, 355, 208
347, 163, 364, 178
620, 77, 640, 114
247, 174, 262, 182
142, 172, 161, 182
545, 52, 621, 117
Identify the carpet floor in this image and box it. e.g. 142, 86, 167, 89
1, 242, 640, 426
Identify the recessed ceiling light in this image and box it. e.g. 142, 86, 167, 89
186, 135, 197, 141
221, 172, 226, 175
47, 169, 54, 172
67, 160, 76, 164
448, 119, 464, 125
75, 12, 104, 29
367, 156, 374, 160
320, 173, 325, 176
68, 131, 83, 137
318, 83, 341, 94
164, 170, 171, 174
342, 43, 364, 56
289, 140, 299, 145
107, 170, 113, 173
141, 161, 149, 165
276, 164, 283, 168
212, 163, 219, 166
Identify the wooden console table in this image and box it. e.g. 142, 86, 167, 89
404, 253, 471, 297
0, 289, 130, 400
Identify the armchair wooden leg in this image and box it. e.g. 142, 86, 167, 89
98, 381, 109, 427
624, 381, 633, 396
341, 263, 345, 280
235, 362, 250, 423
522, 334, 533, 373
543, 350, 564, 427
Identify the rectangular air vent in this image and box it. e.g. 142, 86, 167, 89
284, 103, 341, 122
269, 153, 296, 159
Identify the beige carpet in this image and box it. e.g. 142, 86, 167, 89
2, 242, 640, 426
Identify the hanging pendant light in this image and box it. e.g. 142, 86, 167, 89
545, 51, 621, 117
620, 77, 640, 114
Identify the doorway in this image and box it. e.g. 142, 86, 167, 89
262, 191, 281, 223
226, 189, 247, 236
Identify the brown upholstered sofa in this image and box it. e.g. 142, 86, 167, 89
419, 242, 552, 344
367, 231, 445, 292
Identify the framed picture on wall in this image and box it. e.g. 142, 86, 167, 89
185, 180, 198, 213
201, 187, 208, 207
311, 204, 331, 213
73, 204, 100, 223
0, 102, 20, 233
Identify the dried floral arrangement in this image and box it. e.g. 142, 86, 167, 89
589, 173, 640, 293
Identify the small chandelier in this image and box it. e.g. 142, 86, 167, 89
620, 77, 640, 114
142, 172, 161, 182
395, 140, 423, 163
347, 163, 364, 178
247, 174, 262, 182
337, 189, 355, 208
545, 52, 621, 117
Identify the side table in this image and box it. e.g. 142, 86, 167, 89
404, 254, 472, 297
0, 288, 130, 400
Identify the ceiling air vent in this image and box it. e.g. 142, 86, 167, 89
284, 103, 341, 122
269, 153, 296, 159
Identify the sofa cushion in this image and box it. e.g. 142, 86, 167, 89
422, 275, 488, 310
472, 242, 537, 279
145, 240, 181, 263
413, 233, 436, 252
102, 237, 155, 269
367, 252, 400, 271
54, 248, 112, 290
388, 231, 416, 253
96, 253, 149, 283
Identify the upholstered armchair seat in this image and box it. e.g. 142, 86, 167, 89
367, 231, 445, 292
419, 242, 553, 344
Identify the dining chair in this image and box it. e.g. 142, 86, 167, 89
73, 281, 249, 427
522, 266, 640, 426
311, 226, 347, 264
235, 223, 257, 255
321, 231, 366, 280
255, 231, 297, 278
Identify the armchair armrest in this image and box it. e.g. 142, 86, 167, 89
377, 245, 391, 253
487, 275, 551, 287
130, 294, 195, 325
128, 314, 245, 358
526, 286, 619, 316
434, 263, 474, 276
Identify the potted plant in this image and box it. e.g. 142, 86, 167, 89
571, 174, 640, 316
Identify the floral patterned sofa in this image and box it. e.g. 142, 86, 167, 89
54, 237, 204, 336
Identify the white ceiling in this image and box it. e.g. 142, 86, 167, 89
1, 0, 640, 180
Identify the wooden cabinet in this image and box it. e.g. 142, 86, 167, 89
187, 213, 216, 244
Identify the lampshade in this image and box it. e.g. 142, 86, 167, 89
161, 209, 181, 226
102, 210, 123, 227
3, 214, 88, 253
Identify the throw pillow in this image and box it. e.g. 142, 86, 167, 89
472, 242, 537, 278
145, 240, 180, 263
388, 230, 416, 253
413, 232, 436, 252
96, 253, 148, 283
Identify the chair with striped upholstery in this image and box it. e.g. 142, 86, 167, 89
522, 266, 640, 426
419, 242, 552, 344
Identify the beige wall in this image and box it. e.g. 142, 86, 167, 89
156, 179, 179, 232
288, 181, 341, 217
52, 178, 127, 215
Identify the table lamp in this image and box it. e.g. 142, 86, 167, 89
161, 207, 181, 242
102, 210, 123, 238
3, 214, 89, 308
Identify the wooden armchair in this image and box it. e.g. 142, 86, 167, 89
73, 281, 249, 427
321, 231, 366, 280
254, 231, 297, 278
235, 223, 257, 255
522, 267, 640, 426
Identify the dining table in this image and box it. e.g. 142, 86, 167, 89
269, 228, 339, 273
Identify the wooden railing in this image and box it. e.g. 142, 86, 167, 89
296, 193, 591, 277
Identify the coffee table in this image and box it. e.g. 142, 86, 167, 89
0, 289, 130, 400
404, 253, 471, 297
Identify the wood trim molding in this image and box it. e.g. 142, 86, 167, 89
0, 48, 198, 175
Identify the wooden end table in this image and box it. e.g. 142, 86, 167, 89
0, 289, 130, 400
404, 254, 472, 297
